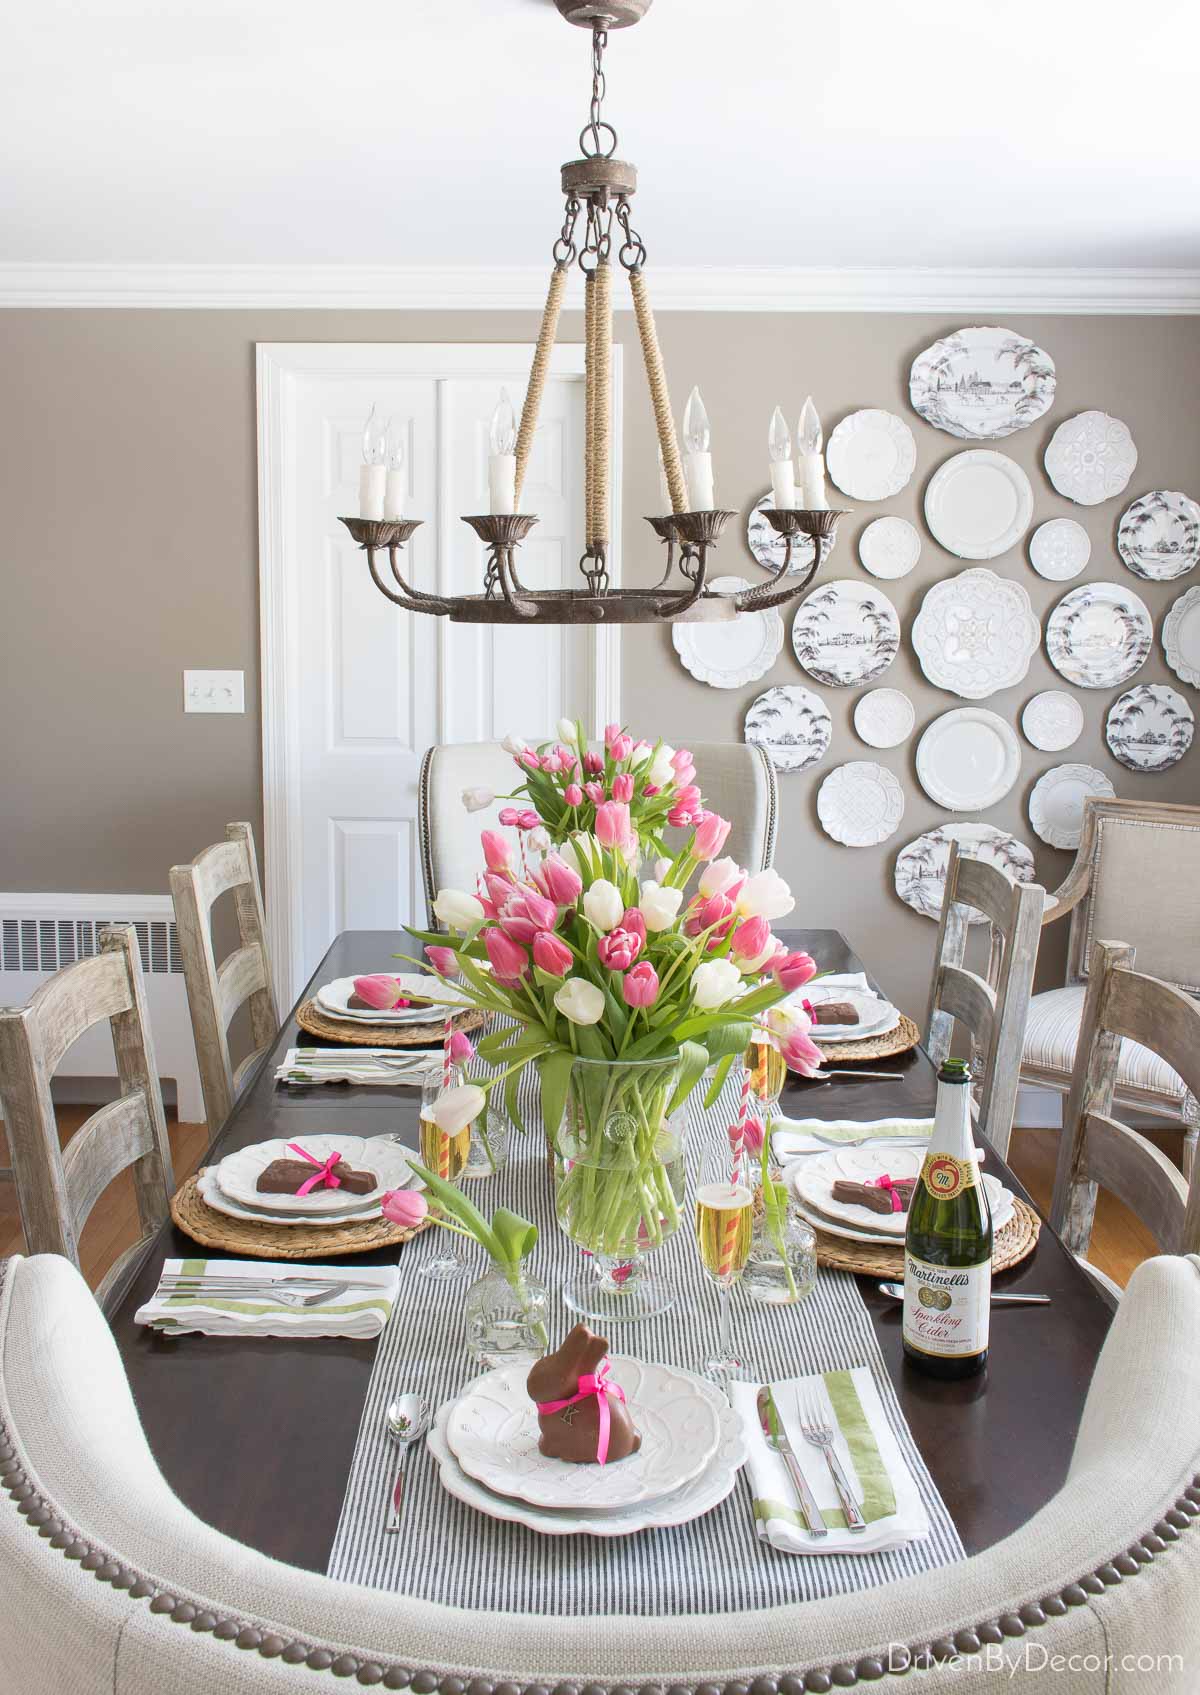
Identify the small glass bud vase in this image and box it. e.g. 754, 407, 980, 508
463, 1262, 550, 1369
461, 1106, 512, 1180
745, 1191, 817, 1307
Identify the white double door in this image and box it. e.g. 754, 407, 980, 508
260, 342, 620, 999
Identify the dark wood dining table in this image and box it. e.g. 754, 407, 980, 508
110, 927, 1112, 1577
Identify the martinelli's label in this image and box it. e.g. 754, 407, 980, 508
902, 1253, 990, 1359
919, 1152, 978, 1201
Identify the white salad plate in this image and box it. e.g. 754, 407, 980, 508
911, 568, 1040, 699
817, 762, 905, 847
743, 685, 832, 773
746, 492, 840, 577
800, 985, 899, 1042
316, 974, 470, 1025
924, 450, 1033, 561
1044, 411, 1138, 506
915, 708, 1022, 812
894, 824, 1036, 923
1117, 490, 1200, 581
214, 1134, 414, 1216
197, 1162, 419, 1227
1021, 691, 1084, 752
826, 409, 916, 501
909, 326, 1056, 440
791, 580, 900, 687
857, 516, 921, 580
1028, 765, 1115, 851
1028, 518, 1091, 582
793, 1148, 1012, 1241
1045, 583, 1152, 689
673, 575, 783, 688
854, 688, 915, 749
1105, 684, 1195, 773
1163, 585, 1200, 688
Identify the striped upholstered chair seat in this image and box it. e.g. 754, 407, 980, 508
1023, 985, 1187, 1109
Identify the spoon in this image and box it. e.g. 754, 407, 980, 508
384, 1393, 430, 1534
877, 1281, 1050, 1307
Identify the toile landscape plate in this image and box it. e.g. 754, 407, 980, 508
909, 327, 1055, 440
743, 684, 832, 773
1045, 583, 1152, 689
792, 580, 900, 687
1105, 684, 1194, 773
894, 824, 1036, 923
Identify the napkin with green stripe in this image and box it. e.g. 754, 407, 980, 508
731, 1368, 931, 1554
135, 1258, 399, 1340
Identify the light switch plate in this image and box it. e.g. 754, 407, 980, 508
183, 670, 245, 714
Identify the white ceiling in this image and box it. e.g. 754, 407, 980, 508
3, 0, 1199, 272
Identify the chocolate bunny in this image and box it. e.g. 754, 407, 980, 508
526, 1323, 641, 1465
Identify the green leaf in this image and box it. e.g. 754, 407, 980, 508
504, 1063, 527, 1134
701, 1019, 755, 1061
704, 1051, 735, 1109
408, 1160, 500, 1260
490, 1206, 538, 1267
668, 1039, 709, 1114
537, 1048, 575, 1144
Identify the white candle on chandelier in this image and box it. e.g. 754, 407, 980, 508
798, 396, 828, 510
383, 418, 406, 520
683, 386, 714, 510
488, 389, 518, 515
358, 405, 388, 520
768, 405, 796, 509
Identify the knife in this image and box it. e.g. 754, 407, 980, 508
756, 1384, 827, 1537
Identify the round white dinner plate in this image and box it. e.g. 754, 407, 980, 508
197, 1161, 420, 1227
214, 1134, 414, 1215
1045, 583, 1152, 689
911, 568, 1040, 699
894, 824, 1036, 923
316, 974, 471, 1025
1105, 684, 1194, 773
915, 709, 1022, 811
858, 516, 921, 580
1021, 691, 1084, 752
924, 450, 1033, 560
826, 409, 916, 500
793, 1183, 1014, 1246
446, 1358, 724, 1511
909, 327, 1056, 440
673, 576, 783, 688
817, 762, 905, 847
793, 1148, 1012, 1240
799, 985, 899, 1042
791, 580, 900, 687
1117, 490, 1200, 581
1028, 519, 1091, 582
1163, 585, 1200, 688
743, 684, 831, 773
1028, 765, 1115, 851
746, 493, 840, 577
854, 688, 915, 749
1044, 411, 1138, 506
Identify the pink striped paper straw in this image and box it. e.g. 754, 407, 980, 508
730, 1058, 753, 1190
442, 1013, 453, 1094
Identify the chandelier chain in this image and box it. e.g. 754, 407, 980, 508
579, 25, 617, 159
552, 195, 581, 268
615, 195, 646, 272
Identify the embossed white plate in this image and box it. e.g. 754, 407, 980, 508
858, 516, 921, 579
1045, 411, 1138, 506
854, 688, 915, 749
1045, 582, 1152, 689
1029, 765, 1115, 850
214, 1135, 415, 1215
894, 824, 1037, 923
1105, 684, 1195, 772
672, 575, 784, 688
911, 568, 1041, 699
915, 709, 1022, 811
924, 450, 1033, 560
1164, 585, 1200, 688
910, 327, 1056, 440
1028, 518, 1091, 582
826, 409, 916, 500
197, 1161, 420, 1226
800, 985, 899, 1042
791, 580, 900, 686
1117, 491, 1200, 581
1021, 691, 1084, 752
817, 762, 906, 847
317, 974, 471, 1025
744, 684, 831, 773
794, 1147, 1012, 1239
746, 492, 840, 577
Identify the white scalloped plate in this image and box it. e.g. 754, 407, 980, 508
912, 568, 1040, 699
915, 709, 1022, 812
826, 409, 916, 500
858, 516, 922, 580
817, 762, 905, 847
1028, 765, 1115, 850
214, 1134, 414, 1215
854, 688, 915, 749
316, 974, 471, 1025
1164, 585, 1200, 688
672, 575, 783, 688
1021, 691, 1084, 752
197, 1160, 421, 1226
924, 451, 1033, 560
1045, 411, 1138, 506
794, 1147, 1011, 1239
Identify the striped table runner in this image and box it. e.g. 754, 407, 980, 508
328, 1063, 964, 1613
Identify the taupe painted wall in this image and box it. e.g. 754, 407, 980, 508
2, 308, 1197, 1017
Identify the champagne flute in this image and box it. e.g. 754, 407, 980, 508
417, 1078, 473, 1282
745, 1031, 786, 1122
694, 1147, 755, 1384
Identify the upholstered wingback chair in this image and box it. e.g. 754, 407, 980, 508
2, 1251, 1199, 1692
418, 741, 778, 923
1021, 797, 1200, 1175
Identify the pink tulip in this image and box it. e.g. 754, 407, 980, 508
518, 809, 540, 830
597, 926, 643, 971
564, 783, 583, 806
620, 907, 647, 943
424, 945, 459, 978
730, 915, 772, 969
677, 784, 702, 811
781, 1027, 824, 1078
612, 772, 635, 804
482, 927, 529, 982
622, 961, 660, 1007
672, 761, 696, 790
604, 722, 621, 747
449, 1029, 475, 1066
352, 974, 407, 1011
585, 781, 605, 804
533, 853, 583, 905
671, 748, 694, 771
644, 785, 660, 797
542, 752, 563, 774
771, 950, 818, 993
583, 750, 604, 775
667, 804, 693, 829
685, 891, 735, 938
532, 929, 572, 977
555, 745, 574, 767
520, 749, 541, 771
728, 1115, 765, 1157
481, 830, 512, 873
485, 871, 514, 908
498, 806, 520, 827
610, 733, 633, 762
595, 800, 632, 849
693, 812, 732, 861
381, 1188, 429, 1229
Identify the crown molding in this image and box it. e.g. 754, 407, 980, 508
1, 262, 1199, 313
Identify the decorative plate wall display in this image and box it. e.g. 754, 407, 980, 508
1028, 765, 1115, 850
1116, 490, 1200, 581
1105, 684, 1195, 772
923, 450, 1034, 560
826, 409, 916, 501
791, 580, 900, 686
672, 575, 783, 688
1045, 582, 1152, 689
1021, 691, 1084, 752
816, 762, 906, 847
853, 687, 916, 749
858, 516, 921, 579
746, 492, 840, 577
894, 824, 1037, 923
1163, 585, 1200, 688
1028, 518, 1091, 582
743, 684, 832, 773
915, 707, 1022, 811
1044, 411, 1138, 506
911, 568, 1041, 699
909, 327, 1056, 440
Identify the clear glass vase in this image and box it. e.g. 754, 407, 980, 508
551, 1053, 689, 1323
463, 1262, 550, 1369
461, 1105, 512, 1180
744, 1190, 818, 1306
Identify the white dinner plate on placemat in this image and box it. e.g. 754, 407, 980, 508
673, 576, 783, 688
1044, 411, 1138, 506
816, 762, 905, 847
894, 824, 1036, 923
791, 580, 900, 687
743, 684, 832, 773
746, 492, 840, 577
214, 1135, 414, 1216
858, 516, 921, 580
1117, 491, 1200, 581
1164, 585, 1200, 688
316, 974, 470, 1025
1045, 582, 1152, 689
1105, 684, 1195, 772
446, 1357, 724, 1510
794, 1184, 1014, 1246
1029, 765, 1115, 851
923, 451, 1033, 560
826, 409, 916, 501
1021, 691, 1084, 753
915, 708, 1021, 811
197, 1161, 420, 1227
793, 1148, 1012, 1240
911, 568, 1040, 699
799, 985, 899, 1042
1028, 518, 1091, 582
854, 688, 915, 749
909, 326, 1056, 440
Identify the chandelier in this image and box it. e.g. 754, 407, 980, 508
338, 0, 845, 625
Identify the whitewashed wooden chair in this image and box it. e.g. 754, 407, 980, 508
169, 822, 279, 1134
0, 926, 174, 1313
1052, 939, 1200, 1303
1023, 796, 1200, 1178
925, 844, 1045, 1160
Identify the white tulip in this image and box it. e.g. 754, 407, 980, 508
432, 888, 485, 930
653, 856, 673, 884
429, 1083, 486, 1136
628, 741, 654, 767
501, 733, 527, 756
737, 868, 796, 921
556, 717, 578, 745
528, 825, 551, 854
647, 745, 676, 788
638, 880, 684, 933
554, 977, 606, 1026
690, 957, 743, 1011
583, 878, 624, 932
698, 856, 743, 899
461, 786, 494, 814
559, 832, 600, 880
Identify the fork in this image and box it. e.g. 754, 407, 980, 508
158, 1283, 344, 1309
797, 1386, 866, 1532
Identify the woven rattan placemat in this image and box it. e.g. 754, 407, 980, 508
813, 1194, 1040, 1277
170, 1170, 431, 1260
295, 999, 487, 1048
814, 1011, 921, 1064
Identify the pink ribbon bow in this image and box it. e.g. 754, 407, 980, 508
535, 1359, 627, 1466
286, 1141, 343, 1197
870, 1172, 905, 1214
